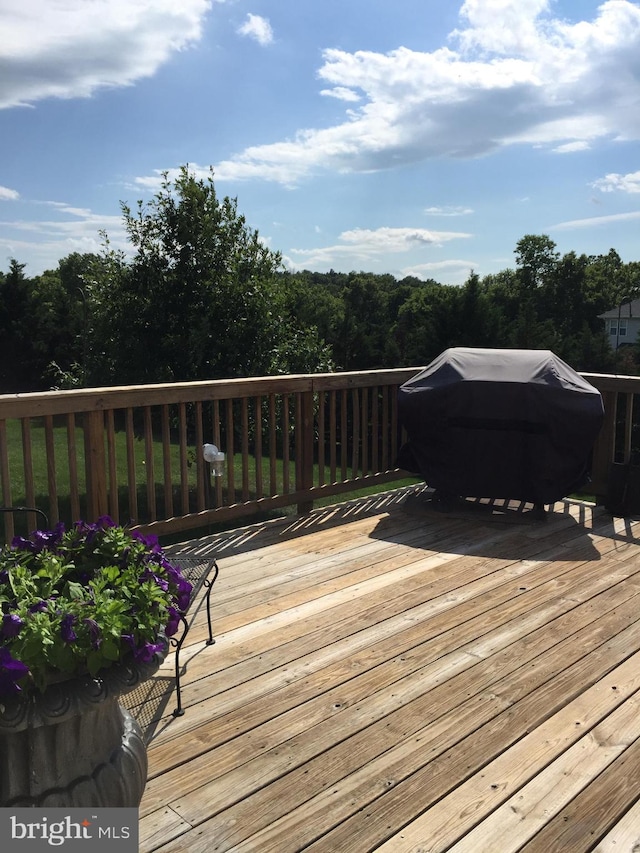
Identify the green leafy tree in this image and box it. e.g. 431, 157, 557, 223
0, 260, 37, 391
393, 282, 459, 365
453, 271, 502, 348
91, 167, 329, 384
514, 234, 560, 291
32, 253, 106, 388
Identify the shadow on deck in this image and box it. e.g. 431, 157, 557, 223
126, 484, 640, 853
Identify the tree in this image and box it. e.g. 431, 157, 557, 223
31, 253, 106, 388
393, 282, 458, 365
91, 167, 330, 385
454, 271, 501, 348
514, 234, 559, 291
0, 260, 37, 391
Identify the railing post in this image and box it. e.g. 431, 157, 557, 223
297, 388, 315, 515
590, 389, 617, 503
83, 410, 108, 521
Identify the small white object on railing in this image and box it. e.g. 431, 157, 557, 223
203, 443, 225, 477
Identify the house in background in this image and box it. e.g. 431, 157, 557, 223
599, 298, 640, 350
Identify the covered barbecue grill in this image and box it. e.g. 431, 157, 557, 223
397, 347, 604, 505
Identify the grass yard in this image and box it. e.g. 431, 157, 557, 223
0, 417, 417, 539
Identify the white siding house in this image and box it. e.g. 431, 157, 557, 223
599, 299, 640, 350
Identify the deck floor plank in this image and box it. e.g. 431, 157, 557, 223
129, 487, 640, 852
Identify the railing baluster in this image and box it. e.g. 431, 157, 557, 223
254, 395, 263, 499
161, 405, 173, 519
21, 419, 36, 525
352, 389, 360, 478
241, 398, 249, 501
67, 413, 81, 522
341, 389, 348, 481
125, 408, 137, 522
391, 384, 400, 464
269, 394, 277, 495
213, 399, 222, 508
44, 415, 58, 524
329, 390, 337, 483
106, 410, 118, 523
362, 387, 369, 476
0, 419, 14, 539
195, 401, 205, 513
318, 391, 326, 487
225, 399, 235, 504
371, 385, 379, 473
282, 393, 290, 494
144, 407, 156, 521
624, 392, 634, 464
381, 385, 389, 470
178, 403, 189, 516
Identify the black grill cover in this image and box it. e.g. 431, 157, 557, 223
397, 348, 604, 504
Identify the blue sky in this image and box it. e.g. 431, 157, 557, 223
1, 0, 639, 285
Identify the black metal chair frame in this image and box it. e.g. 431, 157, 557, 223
169, 557, 219, 716
0, 505, 50, 531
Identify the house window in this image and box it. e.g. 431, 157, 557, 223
609, 319, 629, 337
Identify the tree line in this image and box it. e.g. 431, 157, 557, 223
1, 167, 639, 394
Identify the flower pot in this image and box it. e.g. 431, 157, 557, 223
0, 653, 162, 808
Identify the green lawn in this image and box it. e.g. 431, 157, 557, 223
1, 418, 416, 539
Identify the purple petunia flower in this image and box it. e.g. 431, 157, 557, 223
122, 634, 135, 651
60, 614, 78, 643
83, 618, 102, 649
175, 578, 192, 612
132, 531, 161, 553
28, 600, 48, 614
132, 641, 165, 663
0, 613, 23, 640
0, 647, 30, 695
11, 535, 36, 552
141, 568, 169, 591
165, 606, 182, 638
12, 522, 65, 555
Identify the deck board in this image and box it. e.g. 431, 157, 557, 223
127, 486, 640, 852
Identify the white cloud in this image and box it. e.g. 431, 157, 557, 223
0, 202, 128, 272
553, 141, 590, 153
320, 87, 361, 102
424, 206, 474, 216
156, 0, 640, 187
0, 0, 211, 109
286, 226, 471, 270
237, 14, 273, 46
401, 258, 478, 283
592, 170, 640, 193
550, 210, 640, 230
0, 186, 20, 200
454, 0, 553, 55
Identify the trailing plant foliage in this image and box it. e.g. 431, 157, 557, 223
0, 517, 191, 698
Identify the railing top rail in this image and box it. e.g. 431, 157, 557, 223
580, 373, 640, 393
0, 368, 423, 419
1, 368, 639, 421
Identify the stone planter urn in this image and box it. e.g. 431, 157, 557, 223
0, 653, 163, 808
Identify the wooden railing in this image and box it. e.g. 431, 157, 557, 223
0, 368, 636, 542
0, 370, 417, 541
582, 372, 640, 495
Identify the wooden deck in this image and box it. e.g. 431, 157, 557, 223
126, 485, 640, 852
